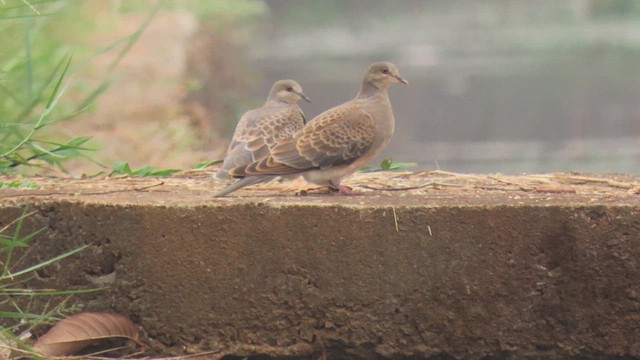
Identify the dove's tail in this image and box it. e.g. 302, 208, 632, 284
212, 170, 231, 181
213, 176, 273, 197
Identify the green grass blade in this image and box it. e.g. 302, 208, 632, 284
12, 52, 67, 123
0, 80, 25, 107
194, 159, 223, 169
106, 1, 162, 74
0, 12, 54, 21
150, 168, 181, 177
14, 226, 45, 245
44, 52, 72, 110
1, 53, 73, 159
10, 205, 29, 243
70, 2, 160, 114
0, 244, 88, 281
0, 311, 48, 320
4, 287, 105, 296
73, 80, 110, 112
0, 239, 29, 248
22, 6, 33, 101
3, 206, 30, 277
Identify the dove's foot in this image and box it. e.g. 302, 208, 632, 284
329, 181, 362, 195
295, 186, 329, 196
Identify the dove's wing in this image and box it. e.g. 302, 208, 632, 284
229, 104, 375, 177
221, 106, 305, 171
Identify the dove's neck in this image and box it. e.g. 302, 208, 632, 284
264, 98, 288, 107
356, 82, 389, 100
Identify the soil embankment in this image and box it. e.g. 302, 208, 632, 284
1, 171, 639, 359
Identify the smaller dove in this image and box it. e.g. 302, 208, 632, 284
213, 79, 310, 180
214, 62, 407, 197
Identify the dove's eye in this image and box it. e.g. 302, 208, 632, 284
287, 87, 294, 91
382, 68, 389, 74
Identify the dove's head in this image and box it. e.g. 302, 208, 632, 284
268, 79, 310, 104
363, 62, 408, 90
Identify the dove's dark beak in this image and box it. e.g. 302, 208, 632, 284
298, 92, 311, 103
395, 75, 409, 85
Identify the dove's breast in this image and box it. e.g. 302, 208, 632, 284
303, 93, 396, 185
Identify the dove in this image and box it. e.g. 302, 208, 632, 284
214, 61, 407, 197
213, 79, 310, 180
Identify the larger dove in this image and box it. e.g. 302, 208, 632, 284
214, 62, 407, 197
213, 79, 309, 180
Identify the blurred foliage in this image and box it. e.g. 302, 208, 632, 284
167, 0, 265, 21
0, 179, 38, 189
0, 206, 98, 353
0, 0, 266, 175
117, 0, 266, 27
360, 158, 417, 173
193, 159, 223, 170
0, 0, 158, 174
110, 161, 181, 177
0, 1, 75, 123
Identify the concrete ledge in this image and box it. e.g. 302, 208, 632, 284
1, 172, 640, 359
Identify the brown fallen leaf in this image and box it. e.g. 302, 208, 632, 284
33, 312, 139, 357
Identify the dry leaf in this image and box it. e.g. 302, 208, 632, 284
33, 312, 139, 357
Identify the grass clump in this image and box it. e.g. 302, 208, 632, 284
110, 161, 181, 178
0, 179, 38, 189
0, 207, 99, 356
0, 0, 159, 175
1, 1, 89, 174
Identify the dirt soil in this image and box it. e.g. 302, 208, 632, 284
1, 171, 640, 360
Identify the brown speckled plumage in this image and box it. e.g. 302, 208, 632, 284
214, 79, 308, 180
215, 62, 407, 197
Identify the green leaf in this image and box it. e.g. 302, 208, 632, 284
62, 136, 92, 148
76, 171, 105, 179
0, 227, 44, 254
112, 161, 133, 175
0, 179, 38, 189
0, 238, 29, 248
0, 311, 49, 320
132, 166, 156, 176
359, 158, 417, 173
194, 159, 223, 169
148, 168, 181, 177
44, 52, 73, 110
386, 161, 417, 170
111, 162, 181, 177
358, 166, 376, 173
380, 158, 393, 170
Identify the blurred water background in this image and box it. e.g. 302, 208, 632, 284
4, 0, 639, 175
245, 0, 640, 174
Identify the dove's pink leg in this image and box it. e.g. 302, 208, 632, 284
329, 181, 361, 195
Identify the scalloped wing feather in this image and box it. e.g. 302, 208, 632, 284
230, 105, 375, 177
221, 106, 305, 172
